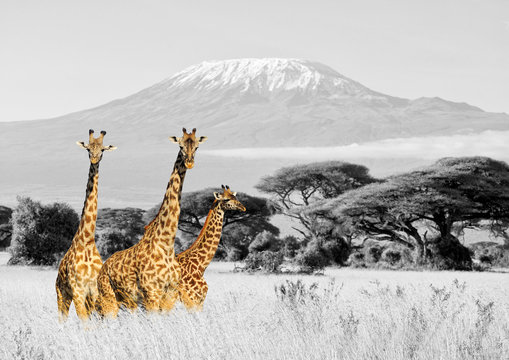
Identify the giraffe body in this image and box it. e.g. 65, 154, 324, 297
96, 128, 206, 317
55, 130, 116, 322
177, 185, 245, 310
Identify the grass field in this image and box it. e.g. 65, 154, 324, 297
0, 252, 508, 360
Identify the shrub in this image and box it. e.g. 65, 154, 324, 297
281, 235, 302, 258
244, 251, 283, 273
96, 230, 133, 259
9, 197, 79, 265
294, 240, 330, 272
348, 251, 366, 268
321, 237, 350, 265
470, 242, 509, 268
274, 280, 319, 307
380, 246, 413, 268
0, 205, 13, 249
363, 242, 383, 263
248, 231, 282, 253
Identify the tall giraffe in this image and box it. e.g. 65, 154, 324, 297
55, 129, 117, 322
96, 128, 207, 317
177, 185, 246, 311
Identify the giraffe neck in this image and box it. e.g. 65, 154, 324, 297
75, 162, 99, 246
146, 150, 188, 249
182, 201, 225, 274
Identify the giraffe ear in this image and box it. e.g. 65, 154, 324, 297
103, 145, 117, 151
198, 136, 208, 144
169, 136, 180, 143
76, 141, 88, 149
232, 192, 237, 197
213, 192, 222, 200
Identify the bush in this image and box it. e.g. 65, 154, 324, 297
348, 251, 366, 268
426, 235, 472, 270
9, 197, 79, 265
294, 240, 330, 273
224, 247, 244, 261
349, 241, 413, 269
470, 242, 509, 268
248, 231, 282, 253
363, 242, 383, 264
321, 237, 350, 265
0, 206, 13, 249
96, 230, 133, 259
378, 246, 413, 268
281, 235, 302, 258
244, 251, 283, 273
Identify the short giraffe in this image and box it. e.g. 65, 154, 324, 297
96, 128, 207, 317
55, 129, 116, 322
177, 185, 246, 310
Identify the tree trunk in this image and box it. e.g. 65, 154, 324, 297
428, 233, 472, 270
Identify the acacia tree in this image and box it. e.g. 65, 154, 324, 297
306, 157, 509, 269
256, 161, 378, 240
146, 188, 278, 260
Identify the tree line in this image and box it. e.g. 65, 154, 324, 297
3, 156, 509, 271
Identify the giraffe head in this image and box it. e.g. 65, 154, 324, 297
214, 185, 246, 212
76, 129, 117, 164
169, 128, 207, 169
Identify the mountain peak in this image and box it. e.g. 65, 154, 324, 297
162, 58, 381, 99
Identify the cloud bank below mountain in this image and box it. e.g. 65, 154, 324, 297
202, 130, 509, 161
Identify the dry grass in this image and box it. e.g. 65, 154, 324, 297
0, 258, 508, 360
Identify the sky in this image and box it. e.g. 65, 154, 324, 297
1, 0, 508, 122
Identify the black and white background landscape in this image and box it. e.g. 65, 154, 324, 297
1, 1, 509, 359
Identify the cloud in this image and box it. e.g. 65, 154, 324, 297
202, 130, 509, 162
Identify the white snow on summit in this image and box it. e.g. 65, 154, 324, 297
165, 58, 389, 100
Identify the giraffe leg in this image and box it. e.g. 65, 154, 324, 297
72, 291, 89, 321
85, 278, 102, 316
160, 288, 179, 312
56, 284, 72, 322
197, 282, 209, 311
96, 271, 119, 318
143, 289, 163, 312
117, 289, 139, 313
85, 294, 95, 317
180, 291, 198, 311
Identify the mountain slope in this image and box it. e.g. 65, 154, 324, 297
4, 58, 507, 150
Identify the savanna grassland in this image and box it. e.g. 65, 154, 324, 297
0, 252, 508, 360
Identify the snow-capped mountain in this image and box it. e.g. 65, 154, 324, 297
1, 58, 508, 209
6, 58, 506, 149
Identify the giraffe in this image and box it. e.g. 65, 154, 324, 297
96, 128, 207, 317
55, 129, 117, 322
177, 185, 246, 311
